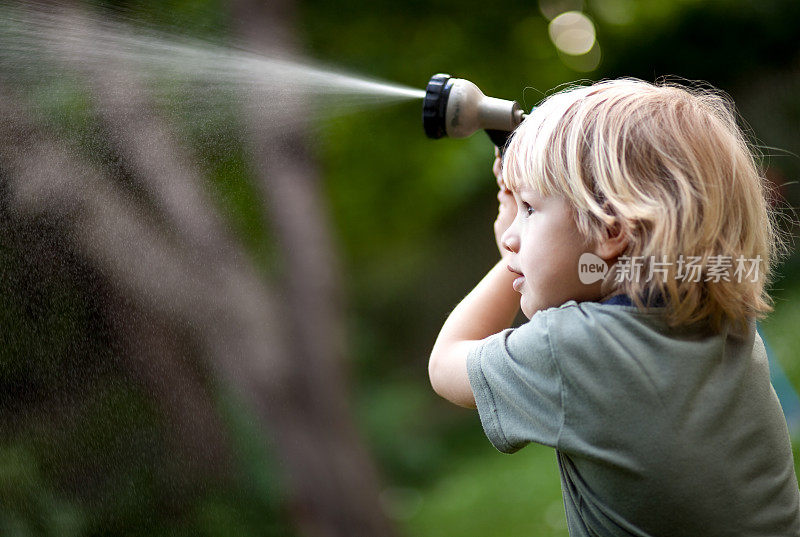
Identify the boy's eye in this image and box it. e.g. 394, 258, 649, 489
522, 202, 534, 217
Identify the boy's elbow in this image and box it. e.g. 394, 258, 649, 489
427, 354, 444, 398
427, 356, 447, 401
428, 343, 478, 409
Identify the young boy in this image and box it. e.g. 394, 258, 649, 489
428, 79, 800, 536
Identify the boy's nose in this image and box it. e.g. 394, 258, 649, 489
501, 231, 520, 254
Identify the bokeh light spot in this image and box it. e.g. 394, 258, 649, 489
548, 11, 596, 55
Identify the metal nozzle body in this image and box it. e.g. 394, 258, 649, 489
423, 73, 525, 146
445, 78, 523, 138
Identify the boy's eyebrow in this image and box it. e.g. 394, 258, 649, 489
516, 187, 544, 202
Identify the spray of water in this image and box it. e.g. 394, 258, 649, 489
0, 1, 426, 129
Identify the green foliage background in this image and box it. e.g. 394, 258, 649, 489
1, 0, 798, 536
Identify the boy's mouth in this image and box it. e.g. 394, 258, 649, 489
507, 265, 525, 292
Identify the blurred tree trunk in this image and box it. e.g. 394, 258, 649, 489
228, 1, 396, 535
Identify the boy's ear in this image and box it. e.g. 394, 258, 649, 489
592, 219, 628, 261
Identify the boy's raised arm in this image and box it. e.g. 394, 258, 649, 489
429, 147, 519, 409
428, 258, 520, 409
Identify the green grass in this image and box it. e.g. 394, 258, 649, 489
401, 443, 567, 537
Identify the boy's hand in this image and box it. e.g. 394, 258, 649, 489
493, 147, 516, 258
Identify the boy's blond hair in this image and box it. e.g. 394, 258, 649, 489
502, 78, 784, 333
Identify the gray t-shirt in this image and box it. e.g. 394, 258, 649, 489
466, 299, 800, 536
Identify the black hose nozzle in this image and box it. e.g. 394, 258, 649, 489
422, 73, 525, 150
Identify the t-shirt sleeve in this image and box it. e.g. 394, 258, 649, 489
466, 310, 564, 454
